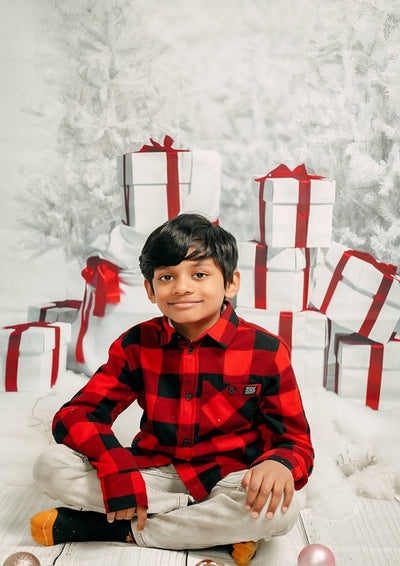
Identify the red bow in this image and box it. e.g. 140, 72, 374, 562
256, 163, 323, 183
81, 257, 120, 317
138, 135, 179, 153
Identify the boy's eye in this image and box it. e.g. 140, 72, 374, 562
159, 274, 173, 281
193, 272, 207, 279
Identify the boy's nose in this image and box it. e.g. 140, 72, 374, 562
172, 276, 193, 294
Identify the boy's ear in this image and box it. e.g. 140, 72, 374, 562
224, 270, 240, 299
144, 279, 157, 303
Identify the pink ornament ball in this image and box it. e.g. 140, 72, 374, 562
2, 552, 41, 566
194, 560, 226, 566
298, 543, 336, 566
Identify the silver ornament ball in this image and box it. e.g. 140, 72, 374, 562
2, 552, 41, 566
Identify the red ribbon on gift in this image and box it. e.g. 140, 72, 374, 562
278, 312, 293, 354
39, 300, 82, 321
4, 322, 61, 391
122, 135, 188, 225
254, 244, 312, 310
75, 258, 120, 364
254, 244, 267, 309
319, 249, 397, 339
256, 164, 323, 247
334, 333, 384, 410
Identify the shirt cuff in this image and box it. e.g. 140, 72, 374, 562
100, 469, 148, 513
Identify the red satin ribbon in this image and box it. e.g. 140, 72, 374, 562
4, 322, 61, 391
81, 257, 120, 317
39, 300, 82, 321
254, 244, 311, 310
254, 244, 267, 309
75, 258, 120, 364
278, 312, 293, 355
256, 163, 323, 247
334, 333, 384, 410
366, 343, 384, 410
303, 248, 311, 310
138, 135, 187, 219
319, 249, 396, 338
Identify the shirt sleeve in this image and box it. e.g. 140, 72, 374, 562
52, 334, 148, 513
252, 340, 314, 489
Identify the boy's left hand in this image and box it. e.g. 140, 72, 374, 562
241, 460, 294, 519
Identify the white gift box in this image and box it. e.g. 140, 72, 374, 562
236, 307, 328, 390
334, 333, 400, 410
237, 241, 317, 312
70, 222, 159, 376
117, 138, 221, 234
28, 300, 82, 324
0, 322, 71, 392
254, 164, 336, 248
310, 242, 400, 344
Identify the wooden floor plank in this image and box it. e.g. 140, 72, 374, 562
301, 497, 400, 566
187, 520, 307, 566
58, 541, 187, 565
0, 486, 64, 566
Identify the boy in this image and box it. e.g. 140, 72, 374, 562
31, 213, 314, 566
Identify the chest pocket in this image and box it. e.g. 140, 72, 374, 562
197, 378, 261, 438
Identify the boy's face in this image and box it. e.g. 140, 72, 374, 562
144, 254, 240, 341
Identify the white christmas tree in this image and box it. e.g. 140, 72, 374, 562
20, 0, 319, 257
300, 0, 400, 266
20, 0, 184, 259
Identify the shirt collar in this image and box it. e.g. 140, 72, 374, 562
160, 300, 239, 348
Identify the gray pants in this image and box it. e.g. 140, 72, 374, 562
33, 444, 299, 550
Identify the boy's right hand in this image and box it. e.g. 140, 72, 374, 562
107, 506, 147, 533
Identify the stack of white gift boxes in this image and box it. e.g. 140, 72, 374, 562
236, 163, 400, 410
2, 143, 400, 410
236, 164, 335, 393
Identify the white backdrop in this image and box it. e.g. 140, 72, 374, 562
0, 0, 83, 326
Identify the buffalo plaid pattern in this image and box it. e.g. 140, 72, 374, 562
52, 302, 314, 513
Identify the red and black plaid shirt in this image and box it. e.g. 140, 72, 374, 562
53, 301, 314, 513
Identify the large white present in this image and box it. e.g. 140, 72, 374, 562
310, 242, 400, 344
117, 136, 221, 234
0, 321, 71, 392
28, 299, 82, 324
236, 307, 329, 390
254, 163, 336, 248
334, 333, 400, 410
237, 241, 317, 312
70, 221, 159, 376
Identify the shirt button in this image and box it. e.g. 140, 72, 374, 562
182, 439, 190, 447
228, 386, 236, 394
185, 393, 193, 401
188, 345, 194, 354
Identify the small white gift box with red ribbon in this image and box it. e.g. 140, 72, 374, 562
70, 222, 159, 376
310, 242, 400, 344
254, 164, 336, 248
117, 135, 222, 234
0, 321, 71, 392
236, 307, 329, 390
28, 299, 82, 324
334, 333, 400, 410
237, 241, 317, 312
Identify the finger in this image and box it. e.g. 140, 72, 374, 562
281, 483, 294, 513
250, 481, 273, 517
136, 506, 147, 533
265, 484, 284, 518
241, 469, 251, 490
244, 477, 262, 510
107, 512, 116, 523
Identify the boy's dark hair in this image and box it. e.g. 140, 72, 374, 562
139, 213, 238, 287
